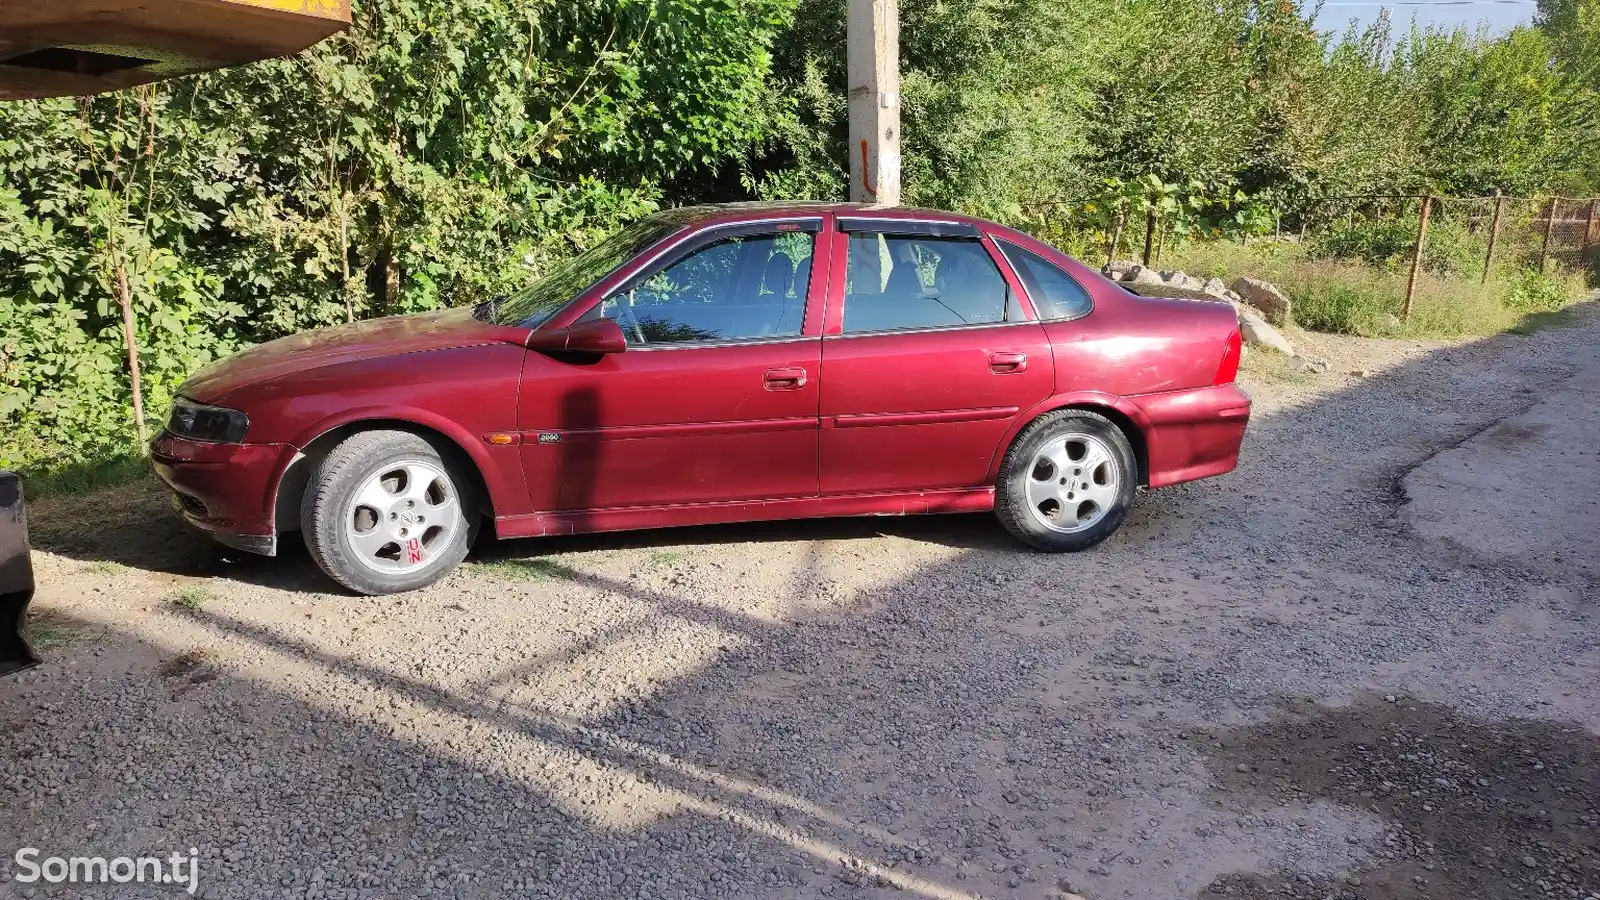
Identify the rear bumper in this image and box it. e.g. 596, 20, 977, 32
1, 471, 39, 677
1131, 383, 1252, 488
150, 432, 296, 556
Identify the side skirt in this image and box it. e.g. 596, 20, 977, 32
495, 487, 997, 539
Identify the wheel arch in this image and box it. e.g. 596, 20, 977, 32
990, 394, 1152, 487
272, 416, 497, 535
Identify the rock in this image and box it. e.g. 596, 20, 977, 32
1522, 856, 1538, 869
1237, 305, 1294, 355
1231, 277, 1293, 326
1124, 265, 1166, 286
1161, 271, 1206, 292
1351, 368, 1373, 378
1286, 355, 1328, 374
1104, 259, 1140, 280
1201, 277, 1229, 300
1378, 312, 1403, 333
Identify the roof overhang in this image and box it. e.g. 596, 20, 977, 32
0, 0, 351, 100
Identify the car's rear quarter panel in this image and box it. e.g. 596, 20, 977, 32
1030, 256, 1250, 488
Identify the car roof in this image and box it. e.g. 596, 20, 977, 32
650, 201, 992, 229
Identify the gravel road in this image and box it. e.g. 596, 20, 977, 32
3, 305, 1597, 900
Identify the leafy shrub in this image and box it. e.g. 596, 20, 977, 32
1501, 271, 1572, 313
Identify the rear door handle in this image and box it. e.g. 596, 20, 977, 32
989, 351, 1028, 374
763, 366, 808, 390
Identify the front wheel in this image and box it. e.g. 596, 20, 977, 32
995, 410, 1138, 552
301, 430, 476, 595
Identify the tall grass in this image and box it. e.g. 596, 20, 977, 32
1163, 240, 1587, 338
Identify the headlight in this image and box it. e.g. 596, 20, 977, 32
167, 397, 249, 443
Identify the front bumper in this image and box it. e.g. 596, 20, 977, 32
150, 432, 296, 557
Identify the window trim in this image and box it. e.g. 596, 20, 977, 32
836, 216, 982, 238
823, 319, 1040, 341
600, 218, 823, 350
995, 239, 1095, 323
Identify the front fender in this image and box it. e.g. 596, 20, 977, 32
284, 405, 525, 519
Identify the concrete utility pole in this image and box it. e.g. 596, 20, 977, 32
847, 0, 901, 206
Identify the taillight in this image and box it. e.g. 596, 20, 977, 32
1215, 329, 1242, 384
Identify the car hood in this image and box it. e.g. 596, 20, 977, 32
182, 307, 522, 404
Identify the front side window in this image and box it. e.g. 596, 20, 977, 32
600, 230, 814, 346
998, 241, 1093, 321
841, 234, 1010, 333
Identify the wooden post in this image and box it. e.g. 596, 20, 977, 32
1582, 198, 1597, 250
1274, 211, 1282, 241
1482, 189, 1504, 284
1538, 197, 1558, 273
1403, 195, 1432, 322
1106, 209, 1126, 272
1142, 209, 1156, 266
847, 0, 901, 206
114, 260, 148, 449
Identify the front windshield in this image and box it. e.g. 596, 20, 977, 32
486, 219, 680, 326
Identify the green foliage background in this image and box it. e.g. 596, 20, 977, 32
2, 0, 1597, 472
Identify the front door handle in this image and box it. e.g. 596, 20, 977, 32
989, 351, 1028, 374
763, 366, 808, 391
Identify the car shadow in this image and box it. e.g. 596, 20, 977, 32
9, 306, 1599, 898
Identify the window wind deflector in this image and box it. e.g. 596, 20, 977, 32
836, 217, 982, 238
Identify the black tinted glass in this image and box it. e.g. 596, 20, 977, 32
842, 235, 1008, 333
999, 242, 1093, 320
601, 231, 814, 345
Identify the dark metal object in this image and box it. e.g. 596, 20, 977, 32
0, 470, 39, 677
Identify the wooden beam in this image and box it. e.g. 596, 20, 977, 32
847, 0, 901, 206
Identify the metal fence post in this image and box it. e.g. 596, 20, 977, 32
1538, 197, 1559, 273
1482, 189, 1504, 284
1403, 195, 1432, 322
1583, 198, 1597, 251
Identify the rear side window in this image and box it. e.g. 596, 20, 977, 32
842, 234, 1010, 333
998, 241, 1093, 321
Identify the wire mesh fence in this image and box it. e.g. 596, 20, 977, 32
1112, 192, 1598, 321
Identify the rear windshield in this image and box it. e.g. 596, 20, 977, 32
484, 219, 681, 327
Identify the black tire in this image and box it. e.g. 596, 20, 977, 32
300, 430, 477, 595
995, 409, 1138, 552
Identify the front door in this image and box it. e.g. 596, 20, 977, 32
819, 225, 1054, 494
517, 222, 825, 513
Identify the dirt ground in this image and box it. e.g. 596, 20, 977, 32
2, 305, 1597, 900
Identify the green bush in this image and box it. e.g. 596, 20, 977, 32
1501, 271, 1573, 312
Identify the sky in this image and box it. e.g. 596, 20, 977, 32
1311, 0, 1537, 36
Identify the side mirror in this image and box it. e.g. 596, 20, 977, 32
526, 318, 627, 355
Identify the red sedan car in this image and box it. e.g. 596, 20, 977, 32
153, 203, 1249, 595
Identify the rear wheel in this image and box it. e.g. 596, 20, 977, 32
995, 409, 1137, 552
301, 430, 475, 595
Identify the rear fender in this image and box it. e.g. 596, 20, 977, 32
985, 392, 1153, 483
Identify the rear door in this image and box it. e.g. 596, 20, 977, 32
818, 219, 1054, 494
